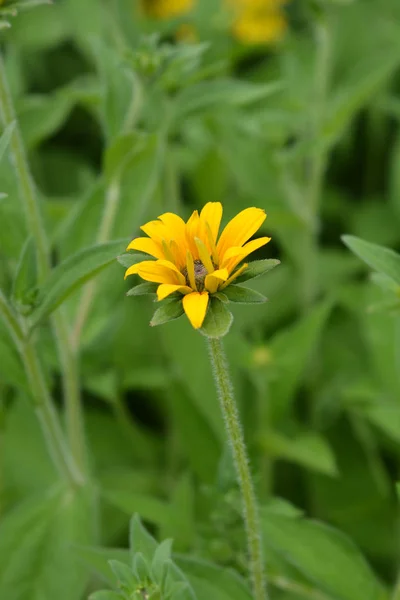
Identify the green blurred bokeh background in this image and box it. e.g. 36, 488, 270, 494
1, 0, 400, 598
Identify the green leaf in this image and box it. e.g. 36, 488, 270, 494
200, 297, 233, 338
117, 253, 149, 268
152, 539, 173, 583
5, 0, 52, 11
102, 490, 171, 528
175, 79, 282, 118
342, 235, 400, 286
268, 301, 333, 421
166, 384, 221, 484
11, 238, 37, 315
161, 474, 195, 552
261, 512, 384, 600
105, 132, 152, 183
0, 485, 93, 600
29, 240, 126, 329
109, 560, 138, 589
132, 552, 150, 582
130, 515, 158, 564
126, 282, 158, 297
234, 259, 281, 283
175, 556, 252, 600
223, 285, 267, 304
0, 121, 15, 163
75, 546, 130, 585
150, 298, 184, 327
0, 338, 27, 391
18, 92, 73, 149
89, 592, 122, 600
261, 431, 338, 477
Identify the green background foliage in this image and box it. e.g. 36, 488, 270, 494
1, 0, 400, 598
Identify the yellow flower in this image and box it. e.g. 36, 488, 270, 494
125, 203, 270, 329
232, 9, 287, 44
141, 0, 195, 20
175, 23, 199, 43
226, 0, 288, 45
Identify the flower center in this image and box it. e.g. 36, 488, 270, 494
182, 259, 208, 291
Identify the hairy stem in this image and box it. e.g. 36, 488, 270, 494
0, 50, 86, 476
207, 337, 267, 600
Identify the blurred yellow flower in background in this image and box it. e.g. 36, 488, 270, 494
141, 0, 195, 20
227, 0, 288, 44
125, 203, 270, 329
175, 23, 199, 42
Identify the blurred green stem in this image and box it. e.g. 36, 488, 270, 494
300, 20, 331, 311
0, 51, 87, 477
208, 338, 268, 600
72, 178, 121, 349
0, 290, 82, 486
72, 73, 142, 349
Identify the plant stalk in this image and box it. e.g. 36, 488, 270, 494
71, 71, 142, 348
21, 341, 84, 486
0, 290, 82, 486
207, 337, 267, 600
0, 50, 86, 476
300, 20, 331, 312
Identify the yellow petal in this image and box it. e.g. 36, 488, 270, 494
205, 222, 219, 266
156, 259, 186, 285
185, 251, 197, 290
217, 208, 266, 258
140, 219, 166, 241
124, 262, 141, 279
158, 212, 186, 235
186, 210, 200, 257
135, 261, 181, 285
221, 237, 271, 274
127, 237, 164, 259
158, 212, 187, 248
183, 291, 209, 329
195, 237, 214, 274
200, 202, 223, 243
221, 236, 271, 271
157, 283, 192, 301
220, 263, 248, 289
205, 268, 229, 294
170, 239, 186, 269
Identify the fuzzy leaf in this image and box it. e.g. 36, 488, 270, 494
234, 259, 280, 283
117, 252, 150, 268
222, 285, 267, 304
342, 235, 400, 286
109, 560, 137, 589
30, 240, 126, 329
150, 298, 184, 327
126, 282, 158, 297
200, 297, 233, 338
129, 515, 157, 563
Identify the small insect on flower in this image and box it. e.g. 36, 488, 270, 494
124, 203, 278, 331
